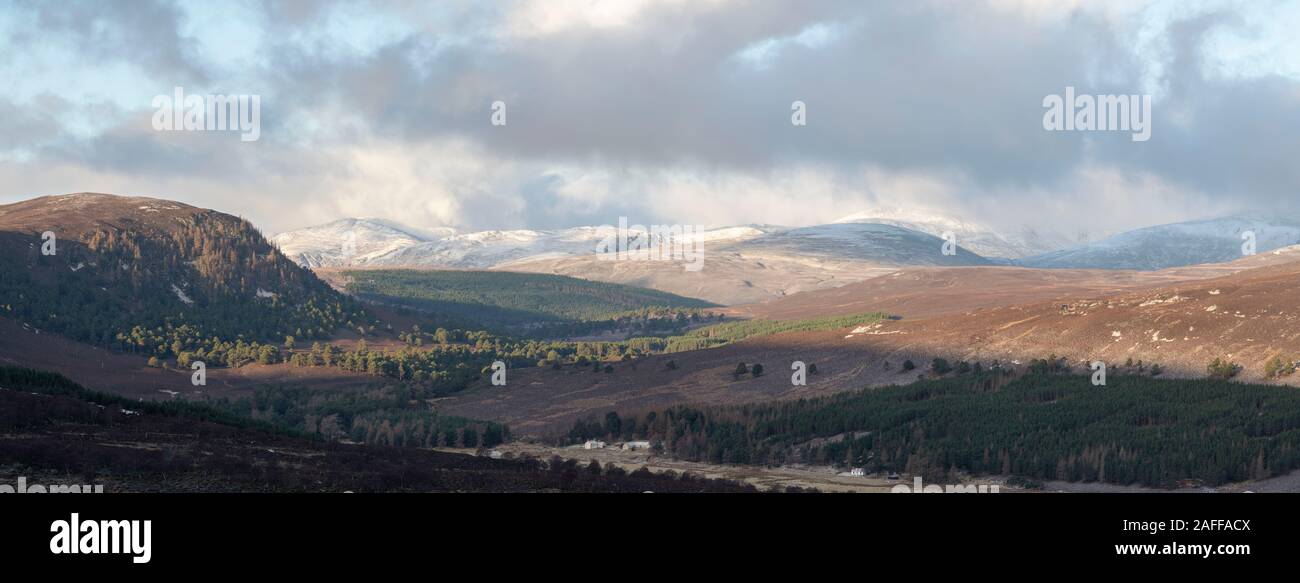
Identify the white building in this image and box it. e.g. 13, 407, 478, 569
849, 468, 865, 477
583, 440, 606, 450
622, 441, 652, 451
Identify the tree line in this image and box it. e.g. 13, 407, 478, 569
567, 371, 1300, 488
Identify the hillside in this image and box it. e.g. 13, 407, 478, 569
439, 248, 1300, 435
497, 249, 898, 305
0, 366, 754, 493
811, 246, 1300, 384
0, 193, 366, 366
274, 218, 994, 304
831, 207, 1073, 259
340, 269, 716, 331
721, 247, 1298, 321
270, 218, 437, 268
273, 218, 770, 270
1019, 213, 1300, 270
502, 223, 990, 305
567, 372, 1300, 488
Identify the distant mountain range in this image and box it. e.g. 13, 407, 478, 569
1015, 214, 1300, 270
272, 214, 1000, 304
272, 207, 1058, 270
831, 207, 1075, 259
7, 193, 1291, 312
272, 209, 1300, 300
272, 220, 774, 270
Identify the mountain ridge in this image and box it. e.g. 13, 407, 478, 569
0, 192, 366, 365
1018, 213, 1300, 270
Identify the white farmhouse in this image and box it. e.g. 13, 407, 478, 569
622, 441, 652, 451
583, 440, 606, 450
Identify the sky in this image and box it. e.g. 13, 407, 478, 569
1, 0, 1298, 237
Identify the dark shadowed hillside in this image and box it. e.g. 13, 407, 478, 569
340, 268, 715, 333
0, 366, 756, 493
0, 193, 368, 366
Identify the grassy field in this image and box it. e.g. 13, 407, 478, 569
663, 311, 889, 352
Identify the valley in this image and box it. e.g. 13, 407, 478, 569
9, 2, 1300, 570
6, 192, 1300, 492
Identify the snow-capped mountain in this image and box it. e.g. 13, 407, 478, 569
383, 227, 614, 269
272, 214, 997, 272
269, 218, 447, 268
271, 215, 999, 304
832, 207, 1071, 259
273, 208, 1016, 273
737, 222, 991, 266
279, 211, 1300, 276
271, 219, 773, 270
1018, 214, 1300, 270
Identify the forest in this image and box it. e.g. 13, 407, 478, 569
209, 382, 509, 448
0, 364, 507, 449
0, 216, 368, 367
566, 371, 1300, 488
343, 269, 716, 335
0, 365, 756, 493
281, 310, 893, 396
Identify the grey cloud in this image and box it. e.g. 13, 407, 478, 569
5, 0, 1299, 234
1121, 12, 1300, 207
257, 0, 1298, 205
15, 0, 209, 84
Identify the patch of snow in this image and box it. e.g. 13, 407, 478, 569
1139, 295, 1184, 307
171, 284, 194, 305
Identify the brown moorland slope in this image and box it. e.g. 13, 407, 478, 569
0, 192, 206, 235
858, 247, 1300, 381
0, 317, 379, 400
722, 249, 1300, 321
442, 247, 1300, 436
499, 250, 900, 306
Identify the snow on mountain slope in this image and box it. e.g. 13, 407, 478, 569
272, 216, 999, 304
273, 216, 984, 271
734, 222, 991, 266
498, 222, 991, 304
833, 207, 1071, 259
1018, 214, 1300, 270
272, 220, 772, 270
381, 228, 605, 269
281, 211, 1300, 276
270, 218, 439, 268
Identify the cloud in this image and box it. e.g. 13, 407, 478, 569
0, 0, 1297, 237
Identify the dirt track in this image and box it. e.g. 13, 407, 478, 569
447, 442, 978, 493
